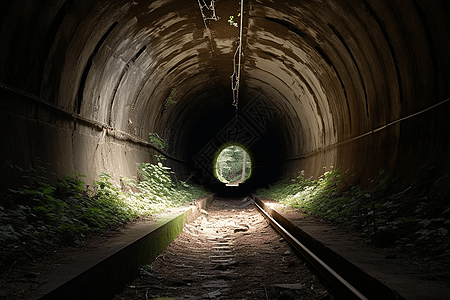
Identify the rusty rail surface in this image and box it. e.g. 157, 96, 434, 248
253, 197, 368, 300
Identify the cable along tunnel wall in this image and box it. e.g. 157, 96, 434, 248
0, 0, 449, 198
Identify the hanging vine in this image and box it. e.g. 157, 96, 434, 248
197, 0, 220, 29
230, 0, 244, 110
197, 0, 244, 110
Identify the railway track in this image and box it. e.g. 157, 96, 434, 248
253, 197, 368, 300
113, 195, 368, 300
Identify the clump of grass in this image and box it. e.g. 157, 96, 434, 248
256, 168, 450, 259
257, 167, 347, 220
0, 159, 207, 271
123, 159, 207, 212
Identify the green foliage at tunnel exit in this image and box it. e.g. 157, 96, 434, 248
0, 160, 207, 271
215, 146, 251, 184
256, 168, 450, 260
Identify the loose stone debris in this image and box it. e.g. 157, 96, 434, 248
113, 197, 332, 300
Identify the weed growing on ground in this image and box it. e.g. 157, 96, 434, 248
0, 159, 207, 271
256, 168, 450, 260
122, 160, 207, 213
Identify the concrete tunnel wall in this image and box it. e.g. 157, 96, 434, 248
0, 0, 449, 196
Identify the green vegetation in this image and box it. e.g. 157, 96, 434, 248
123, 158, 207, 210
164, 88, 177, 108
0, 159, 207, 271
257, 167, 347, 220
256, 167, 450, 259
149, 132, 166, 149
228, 9, 241, 27
228, 15, 238, 27
215, 145, 251, 184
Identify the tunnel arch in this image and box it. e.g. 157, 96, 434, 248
0, 0, 449, 200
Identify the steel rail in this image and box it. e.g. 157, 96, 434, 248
253, 199, 368, 300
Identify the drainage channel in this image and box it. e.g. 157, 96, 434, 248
113, 196, 331, 300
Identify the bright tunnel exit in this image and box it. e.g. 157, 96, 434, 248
214, 145, 251, 186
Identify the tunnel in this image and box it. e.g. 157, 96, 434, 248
1, 0, 449, 199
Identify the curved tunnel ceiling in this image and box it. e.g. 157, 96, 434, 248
1, 0, 449, 194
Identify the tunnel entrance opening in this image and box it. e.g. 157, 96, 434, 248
213, 144, 252, 186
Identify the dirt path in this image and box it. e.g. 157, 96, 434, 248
113, 197, 331, 300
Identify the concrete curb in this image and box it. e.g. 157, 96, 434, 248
254, 196, 405, 300
29, 194, 214, 300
